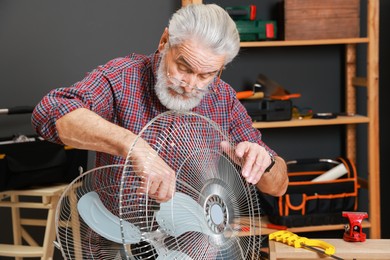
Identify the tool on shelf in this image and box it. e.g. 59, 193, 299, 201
236, 82, 265, 100
236, 90, 255, 100
0, 106, 34, 115
342, 211, 368, 242
225, 5, 257, 21
257, 74, 301, 100
236, 90, 265, 100
225, 5, 277, 41
269, 230, 343, 260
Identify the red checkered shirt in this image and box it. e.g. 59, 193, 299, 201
32, 52, 274, 167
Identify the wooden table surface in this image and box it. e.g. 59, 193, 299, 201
269, 239, 390, 260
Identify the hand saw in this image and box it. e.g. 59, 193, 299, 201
256, 74, 301, 100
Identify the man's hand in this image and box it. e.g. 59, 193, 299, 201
130, 139, 176, 203
221, 141, 288, 196
221, 141, 273, 184
56, 108, 177, 202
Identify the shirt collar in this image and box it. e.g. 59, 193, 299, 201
150, 50, 162, 84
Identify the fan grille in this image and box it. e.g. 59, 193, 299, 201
56, 111, 262, 260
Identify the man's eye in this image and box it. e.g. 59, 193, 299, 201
177, 64, 191, 73
199, 73, 213, 81
198, 75, 208, 80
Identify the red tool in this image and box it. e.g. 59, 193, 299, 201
262, 223, 287, 230
342, 211, 368, 242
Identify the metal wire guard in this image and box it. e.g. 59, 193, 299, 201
120, 111, 262, 259
55, 111, 262, 259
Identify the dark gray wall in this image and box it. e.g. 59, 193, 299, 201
0, 0, 180, 136
0, 1, 180, 259
0, 1, 389, 258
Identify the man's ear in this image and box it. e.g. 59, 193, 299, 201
157, 28, 169, 52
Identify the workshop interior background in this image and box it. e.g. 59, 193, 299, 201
0, 0, 389, 258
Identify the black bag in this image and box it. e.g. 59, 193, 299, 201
0, 106, 88, 191
260, 157, 358, 227
0, 137, 87, 191
242, 99, 292, 121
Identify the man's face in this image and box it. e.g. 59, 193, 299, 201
155, 40, 225, 111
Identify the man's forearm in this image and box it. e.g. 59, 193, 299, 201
56, 108, 135, 158
256, 156, 288, 196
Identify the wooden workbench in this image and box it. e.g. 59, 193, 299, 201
269, 239, 390, 260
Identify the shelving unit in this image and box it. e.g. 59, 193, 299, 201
183, 0, 380, 238
240, 38, 369, 47
253, 115, 369, 129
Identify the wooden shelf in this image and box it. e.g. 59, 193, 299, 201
252, 115, 369, 129
240, 38, 369, 48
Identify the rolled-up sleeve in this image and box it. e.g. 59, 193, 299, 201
31, 69, 114, 144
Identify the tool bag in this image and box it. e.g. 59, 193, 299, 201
0, 137, 88, 191
0, 106, 87, 191
260, 157, 358, 227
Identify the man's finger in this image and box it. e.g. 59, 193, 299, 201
220, 141, 232, 153
157, 177, 170, 202
235, 141, 250, 157
136, 177, 150, 195
220, 141, 241, 165
246, 156, 263, 183
148, 177, 160, 195
241, 145, 258, 178
156, 178, 175, 203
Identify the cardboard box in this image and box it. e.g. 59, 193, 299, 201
284, 0, 360, 40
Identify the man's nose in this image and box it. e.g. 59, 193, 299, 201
182, 85, 193, 93
182, 74, 197, 92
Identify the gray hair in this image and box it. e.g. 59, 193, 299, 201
168, 4, 240, 65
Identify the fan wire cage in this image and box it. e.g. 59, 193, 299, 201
56, 111, 262, 260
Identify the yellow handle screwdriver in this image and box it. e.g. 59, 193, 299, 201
269, 230, 343, 260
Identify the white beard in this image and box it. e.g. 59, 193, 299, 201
155, 52, 206, 111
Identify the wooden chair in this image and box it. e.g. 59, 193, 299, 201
0, 184, 67, 260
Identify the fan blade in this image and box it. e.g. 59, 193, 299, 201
156, 192, 212, 237
78, 191, 142, 244
156, 250, 193, 260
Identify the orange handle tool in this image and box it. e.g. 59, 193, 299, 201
236, 90, 254, 100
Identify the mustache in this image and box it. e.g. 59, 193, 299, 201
167, 83, 197, 98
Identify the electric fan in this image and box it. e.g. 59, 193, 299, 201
55, 111, 262, 259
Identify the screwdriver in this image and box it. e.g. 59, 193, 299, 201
269, 230, 344, 260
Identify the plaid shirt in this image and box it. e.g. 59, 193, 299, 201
32, 52, 274, 167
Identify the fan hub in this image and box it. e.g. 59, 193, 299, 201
210, 204, 224, 225
205, 194, 228, 234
